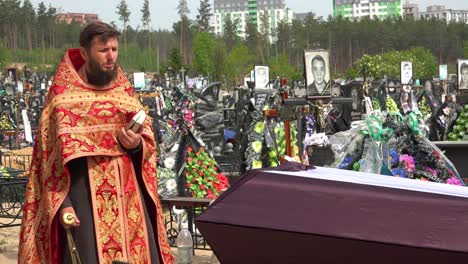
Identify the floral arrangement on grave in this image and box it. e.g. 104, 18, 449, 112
185, 147, 229, 198
157, 157, 178, 199
0, 114, 13, 130
275, 121, 300, 162
447, 105, 468, 141
246, 120, 265, 170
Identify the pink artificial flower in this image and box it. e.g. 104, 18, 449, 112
424, 167, 437, 177
399, 154, 415, 173
446, 177, 463, 186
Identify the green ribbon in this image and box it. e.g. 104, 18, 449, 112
361, 115, 394, 142
405, 112, 421, 135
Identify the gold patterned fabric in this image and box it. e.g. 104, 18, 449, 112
18, 48, 174, 264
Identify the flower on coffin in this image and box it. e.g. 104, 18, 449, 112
446, 177, 463, 186
388, 149, 399, 166
391, 168, 407, 178
424, 167, 437, 177
338, 156, 352, 169
399, 154, 415, 173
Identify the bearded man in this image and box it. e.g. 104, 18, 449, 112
18, 22, 174, 264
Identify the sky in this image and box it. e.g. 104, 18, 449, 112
29, 0, 468, 30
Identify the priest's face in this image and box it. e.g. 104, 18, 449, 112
82, 36, 119, 86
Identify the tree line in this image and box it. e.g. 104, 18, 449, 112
1, 0, 468, 82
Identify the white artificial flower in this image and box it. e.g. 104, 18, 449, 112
164, 157, 175, 169
166, 179, 177, 191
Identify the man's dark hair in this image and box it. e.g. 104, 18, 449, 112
461, 62, 468, 72
311, 55, 325, 66
79, 22, 120, 50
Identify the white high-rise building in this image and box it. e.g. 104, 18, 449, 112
333, 0, 403, 20
211, 0, 293, 42
418, 5, 468, 24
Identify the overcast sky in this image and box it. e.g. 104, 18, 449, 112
29, 0, 468, 30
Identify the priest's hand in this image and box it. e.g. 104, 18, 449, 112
118, 127, 142, 150
59, 207, 80, 229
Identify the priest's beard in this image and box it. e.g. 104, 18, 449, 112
85, 57, 118, 86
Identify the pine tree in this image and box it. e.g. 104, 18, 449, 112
141, 0, 152, 69
177, 0, 190, 64
223, 14, 239, 51
196, 0, 212, 32
116, 0, 131, 66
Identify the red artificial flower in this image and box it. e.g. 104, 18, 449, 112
207, 193, 217, 199
187, 147, 193, 152
194, 178, 198, 183
207, 190, 213, 195
217, 173, 229, 185
191, 191, 195, 196
186, 183, 191, 188
214, 166, 217, 172
197, 161, 202, 166
203, 165, 208, 170
199, 171, 204, 176
199, 147, 205, 152
192, 168, 197, 172
200, 185, 206, 190
187, 157, 193, 162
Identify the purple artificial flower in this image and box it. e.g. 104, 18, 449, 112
389, 149, 399, 166
338, 156, 353, 169
392, 168, 407, 178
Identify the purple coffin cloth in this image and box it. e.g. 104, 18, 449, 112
196, 166, 468, 264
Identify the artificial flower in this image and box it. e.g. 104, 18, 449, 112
163, 157, 175, 169
185, 147, 229, 198
338, 156, 352, 169
399, 154, 415, 173
391, 168, 407, 178
165, 179, 177, 191
252, 141, 263, 154
254, 122, 265, 134
447, 177, 463, 186
252, 160, 263, 169
388, 149, 399, 166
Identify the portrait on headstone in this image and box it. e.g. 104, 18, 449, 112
458, 60, 468, 90
7, 68, 17, 83
401, 61, 413, 85
254, 65, 270, 89
344, 84, 363, 121
304, 50, 331, 99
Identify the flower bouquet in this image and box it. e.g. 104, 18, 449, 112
447, 104, 468, 141
185, 147, 229, 198
157, 158, 177, 199
385, 114, 463, 186
245, 120, 266, 170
